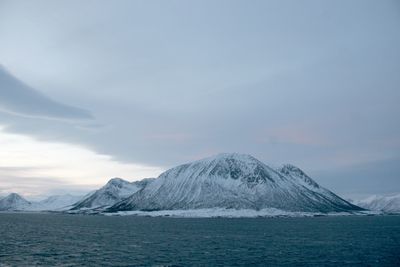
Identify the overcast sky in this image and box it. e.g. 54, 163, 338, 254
0, 0, 399, 199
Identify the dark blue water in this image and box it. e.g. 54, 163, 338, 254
0, 213, 399, 266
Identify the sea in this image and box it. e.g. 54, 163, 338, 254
0, 213, 399, 266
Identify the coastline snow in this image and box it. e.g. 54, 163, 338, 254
104, 208, 380, 218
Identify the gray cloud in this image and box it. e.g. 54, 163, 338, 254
0, 0, 399, 195
0, 66, 93, 120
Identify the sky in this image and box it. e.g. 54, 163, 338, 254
0, 0, 399, 199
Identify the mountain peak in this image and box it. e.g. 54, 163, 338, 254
70, 177, 152, 210
280, 164, 306, 175
279, 164, 319, 188
106, 177, 129, 186
0, 193, 31, 211
168, 153, 277, 185
5, 193, 25, 201
205, 153, 259, 162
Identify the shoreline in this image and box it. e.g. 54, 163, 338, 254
2, 208, 394, 218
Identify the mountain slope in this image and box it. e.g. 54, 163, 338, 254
353, 194, 400, 213
0, 193, 31, 211
30, 194, 84, 211
70, 177, 154, 210
108, 153, 362, 213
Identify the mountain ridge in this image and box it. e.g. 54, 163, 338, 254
107, 153, 362, 213
0, 193, 31, 211
70, 177, 155, 210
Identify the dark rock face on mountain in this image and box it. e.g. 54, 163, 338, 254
107, 153, 362, 213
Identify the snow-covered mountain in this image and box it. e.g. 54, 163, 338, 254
353, 194, 400, 213
108, 153, 362, 213
70, 177, 154, 210
30, 194, 84, 211
0, 193, 31, 211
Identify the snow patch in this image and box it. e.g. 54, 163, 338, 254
104, 208, 379, 218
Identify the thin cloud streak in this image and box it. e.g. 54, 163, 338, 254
0, 66, 93, 121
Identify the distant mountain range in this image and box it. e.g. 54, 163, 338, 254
352, 194, 400, 213
3, 153, 397, 216
0, 193, 83, 211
